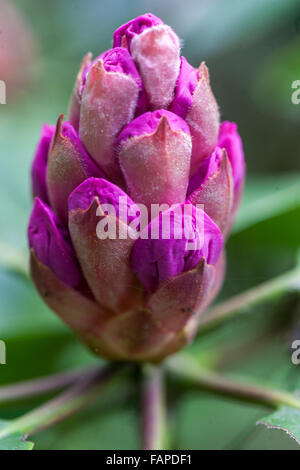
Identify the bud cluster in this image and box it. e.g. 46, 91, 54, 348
28, 14, 245, 362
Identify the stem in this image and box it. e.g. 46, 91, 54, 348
166, 355, 300, 411
141, 365, 166, 450
0, 364, 127, 439
0, 366, 99, 404
197, 266, 300, 335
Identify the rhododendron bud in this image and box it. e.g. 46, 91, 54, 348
47, 115, 103, 224
76, 47, 147, 183
114, 13, 180, 109
118, 110, 192, 211
171, 58, 220, 174
28, 14, 246, 362
131, 203, 223, 292
68, 177, 141, 314
187, 147, 234, 233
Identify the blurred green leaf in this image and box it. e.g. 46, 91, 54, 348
234, 174, 300, 234
173, 333, 300, 450
0, 420, 33, 450
0, 270, 64, 338
33, 400, 139, 450
258, 405, 300, 446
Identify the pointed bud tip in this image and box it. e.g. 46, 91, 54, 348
117, 109, 190, 149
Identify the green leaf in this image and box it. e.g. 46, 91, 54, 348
0, 420, 33, 450
258, 405, 300, 446
33, 402, 139, 450
233, 174, 300, 234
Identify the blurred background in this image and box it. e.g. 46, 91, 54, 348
0, 0, 300, 450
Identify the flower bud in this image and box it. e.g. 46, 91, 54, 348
46, 115, 103, 224
171, 58, 220, 173
113, 13, 163, 49
79, 48, 146, 183
114, 14, 180, 109
117, 110, 192, 210
68, 53, 92, 132
131, 203, 223, 292
187, 147, 234, 233
28, 198, 82, 288
131, 203, 223, 333
28, 13, 245, 362
169, 56, 199, 118
31, 124, 55, 203
68, 177, 141, 313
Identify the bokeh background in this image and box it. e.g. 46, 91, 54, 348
0, 0, 300, 450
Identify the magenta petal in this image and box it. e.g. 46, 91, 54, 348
31, 124, 55, 203
131, 203, 223, 292
28, 198, 82, 288
169, 56, 199, 119
218, 121, 245, 193
116, 109, 190, 147
187, 147, 223, 196
113, 13, 163, 50
68, 177, 140, 226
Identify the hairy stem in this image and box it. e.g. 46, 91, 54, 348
166, 355, 300, 410
197, 265, 300, 335
141, 365, 166, 450
0, 366, 99, 404
0, 364, 127, 439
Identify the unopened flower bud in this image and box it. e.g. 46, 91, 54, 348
68, 177, 140, 313
46, 115, 103, 224
187, 147, 234, 233
117, 109, 192, 211
171, 58, 220, 173
79, 48, 146, 183
28, 14, 246, 362
114, 14, 180, 109
131, 203, 223, 292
